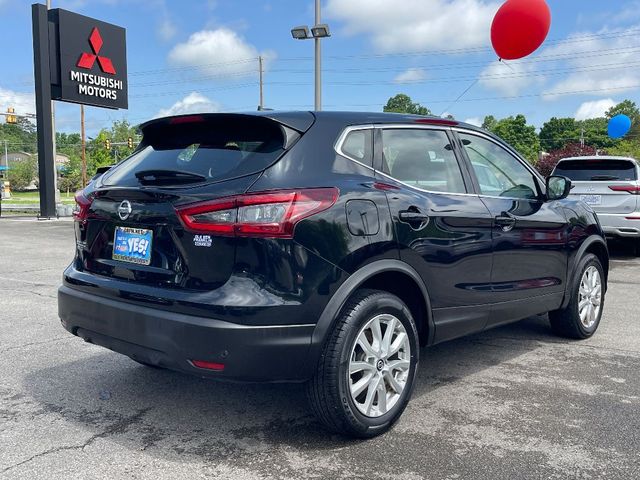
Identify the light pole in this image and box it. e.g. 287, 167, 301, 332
291, 0, 331, 110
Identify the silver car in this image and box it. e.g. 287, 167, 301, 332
552, 156, 640, 244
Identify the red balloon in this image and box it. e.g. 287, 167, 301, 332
491, 0, 551, 60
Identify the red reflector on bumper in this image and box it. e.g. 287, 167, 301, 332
191, 360, 225, 371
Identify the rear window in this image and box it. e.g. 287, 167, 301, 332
554, 159, 638, 181
102, 115, 288, 187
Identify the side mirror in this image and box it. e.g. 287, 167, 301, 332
546, 175, 571, 201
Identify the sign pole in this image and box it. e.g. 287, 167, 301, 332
31, 3, 57, 218
47, 0, 59, 205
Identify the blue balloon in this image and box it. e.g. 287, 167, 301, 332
608, 114, 632, 139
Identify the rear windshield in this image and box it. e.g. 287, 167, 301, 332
101, 116, 287, 187
554, 159, 638, 181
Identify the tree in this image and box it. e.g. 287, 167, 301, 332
605, 100, 640, 124
487, 114, 540, 163
606, 140, 640, 160
605, 99, 640, 143
576, 117, 617, 150
383, 94, 431, 115
481, 115, 497, 131
539, 117, 579, 152
86, 119, 139, 178
7, 156, 38, 190
535, 143, 601, 177
0, 117, 37, 153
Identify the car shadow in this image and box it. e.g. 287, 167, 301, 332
607, 237, 639, 259
21, 314, 558, 462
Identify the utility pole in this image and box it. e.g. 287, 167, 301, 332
314, 0, 321, 111
580, 126, 585, 150
258, 55, 264, 110
80, 104, 87, 187
3, 140, 7, 169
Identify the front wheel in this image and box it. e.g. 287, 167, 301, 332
306, 289, 419, 438
549, 253, 605, 339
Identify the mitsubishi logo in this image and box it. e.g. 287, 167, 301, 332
77, 27, 116, 75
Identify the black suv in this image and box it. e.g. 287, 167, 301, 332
59, 112, 608, 437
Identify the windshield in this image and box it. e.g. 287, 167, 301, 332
102, 116, 287, 187
553, 159, 638, 181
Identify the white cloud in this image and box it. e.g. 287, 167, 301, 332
155, 92, 221, 118
541, 26, 640, 100
478, 60, 542, 97
326, 0, 500, 53
0, 87, 35, 123
393, 68, 427, 84
574, 98, 616, 121
607, 1, 640, 25
168, 28, 275, 77
157, 17, 177, 42
464, 117, 482, 126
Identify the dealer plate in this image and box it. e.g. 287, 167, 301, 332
112, 226, 153, 265
580, 194, 602, 205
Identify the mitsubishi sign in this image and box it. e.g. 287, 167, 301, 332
51, 9, 128, 109
31, 3, 128, 217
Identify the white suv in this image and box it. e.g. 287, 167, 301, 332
553, 156, 640, 246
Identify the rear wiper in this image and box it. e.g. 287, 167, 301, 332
590, 175, 619, 181
135, 169, 206, 185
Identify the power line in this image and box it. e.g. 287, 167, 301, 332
6, 26, 640, 87
123, 51, 640, 89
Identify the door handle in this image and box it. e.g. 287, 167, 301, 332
399, 208, 429, 230
495, 213, 516, 231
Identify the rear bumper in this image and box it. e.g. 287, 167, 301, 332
58, 285, 315, 382
598, 212, 640, 238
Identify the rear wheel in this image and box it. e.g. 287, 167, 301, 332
306, 289, 419, 438
549, 254, 604, 339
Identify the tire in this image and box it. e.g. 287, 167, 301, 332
549, 253, 605, 339
306, 289, 419, 438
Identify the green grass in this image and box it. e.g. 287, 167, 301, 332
3, 191, 75, 205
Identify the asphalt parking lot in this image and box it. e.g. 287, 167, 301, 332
1, 219, 639, 480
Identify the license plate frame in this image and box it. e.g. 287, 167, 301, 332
580, 194, 602, 206
112, 226, 153, 265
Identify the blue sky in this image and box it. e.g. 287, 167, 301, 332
1, 0, 640, 136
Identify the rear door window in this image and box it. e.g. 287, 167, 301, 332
102, 116, 288, 187
553, 159, 638, 181
381, 128, 467, 193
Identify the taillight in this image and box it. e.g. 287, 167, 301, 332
176, 188, 339, 238
73, 190, 93, 222
190, 360, 225, 371
608, 185, 640, 194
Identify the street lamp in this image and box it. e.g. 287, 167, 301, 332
311, 24, 331, 38
291, 26, 311, 40
290, 0, 331, 110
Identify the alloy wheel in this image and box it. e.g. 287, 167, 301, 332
578, 266, 602, 329
347, 313, 411, 418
